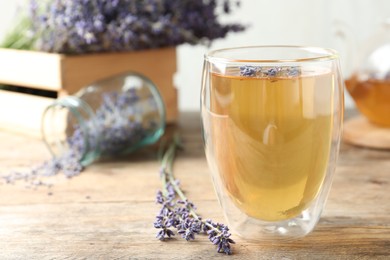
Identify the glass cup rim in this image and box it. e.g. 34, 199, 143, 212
205, 45, 339, 63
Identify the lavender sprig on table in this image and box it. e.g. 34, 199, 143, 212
154, 136, 235, 255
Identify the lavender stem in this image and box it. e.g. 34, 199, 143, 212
155, 134, 235, 255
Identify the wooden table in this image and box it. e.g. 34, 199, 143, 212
0, 111, 389, 259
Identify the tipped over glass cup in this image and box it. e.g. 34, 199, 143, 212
201, 46, 344, 240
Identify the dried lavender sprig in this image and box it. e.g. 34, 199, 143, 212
154, 135, 235, 255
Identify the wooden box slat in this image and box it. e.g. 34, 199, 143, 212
0, 90, 53, 137
0, 47, 178, 137
0, 48, 63, 90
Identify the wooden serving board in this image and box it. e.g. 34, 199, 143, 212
343, 115, 390, 150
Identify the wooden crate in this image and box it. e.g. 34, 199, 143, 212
0, 47, 178, 137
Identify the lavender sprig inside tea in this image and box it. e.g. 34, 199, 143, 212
240, 65, 301, 78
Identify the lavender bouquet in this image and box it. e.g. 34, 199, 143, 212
2, 0, 244, 54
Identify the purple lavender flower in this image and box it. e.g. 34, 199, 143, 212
286, 66, 300, 77
205, 222, 235, 255
155, 211, 176, 240
177, 218, 202, 241
23, 0, 245, 54
240, 65, 301, 78
265, 67, 280, 77
240, 65, 258, 77
154, 137, 235, 254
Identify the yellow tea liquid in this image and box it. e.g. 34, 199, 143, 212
345, 74, 390, 126
209, 70, 334, 221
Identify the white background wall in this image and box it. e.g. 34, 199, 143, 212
1, 0, 390, 111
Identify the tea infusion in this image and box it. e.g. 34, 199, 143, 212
209, 68, 334, 221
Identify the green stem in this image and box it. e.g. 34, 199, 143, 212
160, 136, 178, 197
159, 135, 217, 232
0, 16, 36, 50
161, 135, 219, 228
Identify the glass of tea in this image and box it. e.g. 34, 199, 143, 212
201, 46, 344, 240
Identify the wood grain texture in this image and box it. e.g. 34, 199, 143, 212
0, 111, 389, 259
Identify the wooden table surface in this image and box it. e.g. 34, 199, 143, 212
0, 111, 389, 259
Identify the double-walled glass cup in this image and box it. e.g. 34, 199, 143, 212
201, 46, 344, 240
